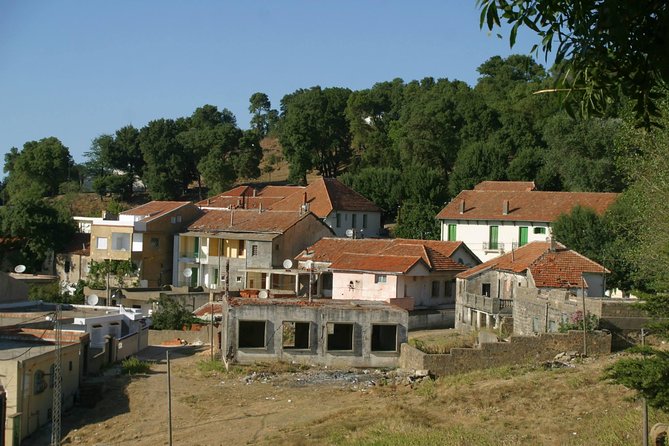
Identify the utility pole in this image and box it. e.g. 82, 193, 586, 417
642, 328, 649, 446
166, 351, 173, 446
50, 305, 62, 446
581, 276, 587, 356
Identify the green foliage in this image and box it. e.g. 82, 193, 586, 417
340, 167, 403, 218
249, 92, 278, 137
394, 200, 440, 240
0, 197, 75, 271
4, 137, 74, 201
279, 86, 353, 183
87, 260, 138, 290
605, 348, 669, 412
92, 174, 134, 201
552, 205, 609, 263
558, 311, 599, 333
477, 0, 669, 127
150, 295, 195, 330
27, 282, 84, 304
121, 356, 152, 375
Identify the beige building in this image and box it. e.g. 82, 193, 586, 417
0, 331, 84, 446
90, 201, 201, 287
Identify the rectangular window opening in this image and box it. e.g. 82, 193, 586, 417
374, 274, 387, 284
96, 237, 108, 250
482, 283, 491, 297
534, 227, 546, 234
489, 226, 499, 250
251, 245, 258, 256
431, 280, 440, 298
238, 320, 267, 348
371, 324, 397, 352
282, 321, 310, 349
362, 214, 368, 229
150, 237, 160, 249
448, 224, 457, 241
327, 323, 354, 351
352, 214, 357, 228
336, 213, 341, 228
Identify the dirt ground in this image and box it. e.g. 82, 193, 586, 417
23, 335, 665, 446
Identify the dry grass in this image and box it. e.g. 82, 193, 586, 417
408, 329, 478, 354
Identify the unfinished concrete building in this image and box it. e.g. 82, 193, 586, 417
221, 298, 408, 368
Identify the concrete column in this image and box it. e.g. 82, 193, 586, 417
476, 311, 483, 329
487, 313, 494, 328
265, 273, 271, 290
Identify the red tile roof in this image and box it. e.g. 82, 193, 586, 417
457, 241, 607, 288
297, 238, 468, 272
196, 185, 303, 208
270, 177, 381, 217
122, 201, 192, 222
437, 189, 618, 222
329, 253, 424, 274
474, 181, 536, 191
187, 209, 312, 234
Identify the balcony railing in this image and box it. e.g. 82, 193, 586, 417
482, 242, 505, 252
462, 292, 513, 314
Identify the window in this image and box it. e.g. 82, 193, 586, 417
482, 283, 491, 297
327, 323, 354, 351
238, 240, 245, 257
518, 227, 528, 247
96, 237, 108, 250
112, 233, 131, 251
532, 317, 541, 333
431, 281, 440, 297
64, 260, 71, 273
336, 213, 341, 228
176, 215, 182, 223
238, 321, 266, 348
352, 214, 357, 228
448, 224, 457, 241
34, 370, 47, 394
371, 325, 398, 352
150, 237, 160, 249
236, 276, 242, 283
275, 244, 279, 251
251, 245, 258, 256
534, 227, 546, 234
362, 214, 368, 229
488, 226, 499, 250
444, 279, 454, 298
374, 274, 387, 284
282, 321, 310, 349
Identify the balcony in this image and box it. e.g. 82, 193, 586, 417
462, 292, 513, 314
482, 241, 505, 253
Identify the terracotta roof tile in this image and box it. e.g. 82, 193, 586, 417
297, 238, 468, 272
122, 201, 192, 222
474, 181, 536, 191
437, 188, 618, 222
270, 178, 381, 217
457, 241, 607, 289
329, 253, 424, 273
187, 209, 310, 234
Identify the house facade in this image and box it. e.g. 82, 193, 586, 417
437, 181, 619, 262
89, 201, 201, 287
455, 241, 608, 332
173, 209, 334, 294
296, 238, 480, 310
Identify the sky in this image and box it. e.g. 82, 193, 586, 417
0, 1, 547, 165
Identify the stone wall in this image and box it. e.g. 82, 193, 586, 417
408, 309, 454, 330
400, 330, 611, 376
148, 326, 220, 346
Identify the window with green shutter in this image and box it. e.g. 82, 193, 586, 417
489, 226, 498, 250
519, 227, 528, 246
448, 224, 457, 241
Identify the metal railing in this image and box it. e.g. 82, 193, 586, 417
482, 241, 505, 252
463, 292, 514, 313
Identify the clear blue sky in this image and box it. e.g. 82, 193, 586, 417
0, 1, 547, 165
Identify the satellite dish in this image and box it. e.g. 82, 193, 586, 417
282, 259, 293, 269
183, 268, 193, 278
86, 294, 99, 306
258, 290, 269, 299
14, 264, 26, 273
305, 260, 313, 270
345, 229, 354, 238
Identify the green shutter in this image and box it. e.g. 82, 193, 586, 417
193, 237, 200, 258
489, 226, 498, 249
519, 227, 528, 246
448, 224, 457, 241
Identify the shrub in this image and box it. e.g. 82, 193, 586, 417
121, 357, 151, 375
558, 310, 599, 333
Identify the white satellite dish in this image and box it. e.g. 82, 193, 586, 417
305, 260, 313, 270
258, 290, 269, 299
282, 259, 293, 269
86, 294, 99, 306
14, 264, 26, 273
345, 229, 354, 238
183, 268, 193, 278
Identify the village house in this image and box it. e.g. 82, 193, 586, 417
437, 181, 619, 262
221, 297, 408, 368
454, 240, 608, 332
173, 209, 333, 295
55, 232, 91, 288
89, 201, 201, 288
295, 238, 480, 312
199, 177, 384, 238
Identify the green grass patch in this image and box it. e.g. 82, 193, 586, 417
121, 357, 151, 375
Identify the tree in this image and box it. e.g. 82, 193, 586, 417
86, 259, 138, 290
249, 92, 278, 137
477, 0, 669, 127
0, 197, 75, 271
279, 86, 353, 184
151, 295, 196, 330
4, 137, 74, 201
394, 201, 441, 240
551, 205, 610, 264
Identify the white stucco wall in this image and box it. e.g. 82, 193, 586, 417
324, 211, 382, 238
332, 271, 398, 301
440, 219, 552, 262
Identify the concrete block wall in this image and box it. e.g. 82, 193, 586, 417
400, 330, 612, 376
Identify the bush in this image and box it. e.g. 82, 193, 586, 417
151, 295, 195, 330
558, 310, 599, 333
121, 357, 151, 375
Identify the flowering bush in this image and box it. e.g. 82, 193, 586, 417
558, 310, 599, 333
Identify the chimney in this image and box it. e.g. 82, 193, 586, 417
303, 191, 307, 206
459, 200, 465, 214
549, 235, 556, 252
259, 202, 263, 213
230, 210, 234, 226
503, 200, 509, 215
253, 188, 257, 197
